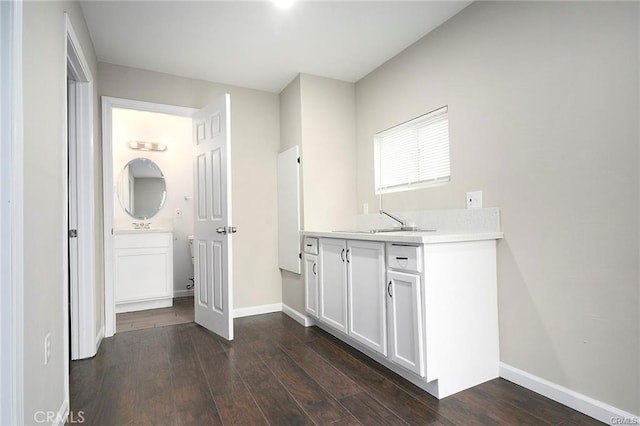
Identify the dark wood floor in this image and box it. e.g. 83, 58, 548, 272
70, 312, 603, 425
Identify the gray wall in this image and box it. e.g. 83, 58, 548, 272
279, 74, 358, 313
300, 74, 357, 232
22, 1, 100, 422
98, 62, 282, 310
355, 1, 639, 414
279, 76, 305, 312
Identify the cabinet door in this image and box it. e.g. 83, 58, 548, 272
114, 233, 173, 304
318, 238, 348, 333
304, 254, 318, 318
387, 270, 424, 376
347, 240, 386, 355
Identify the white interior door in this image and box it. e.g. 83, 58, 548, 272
193, 94, 234, 340
67, 79, 80, 358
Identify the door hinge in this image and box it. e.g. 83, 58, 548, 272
299, 252, 302, 259
297, 157, 300, 164
69, 229, 78, 238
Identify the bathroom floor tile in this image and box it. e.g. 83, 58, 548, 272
116, 297, 194, 333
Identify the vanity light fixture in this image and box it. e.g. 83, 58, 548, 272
127, 140, 168, 152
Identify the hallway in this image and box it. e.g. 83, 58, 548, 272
70, 313, 603, 425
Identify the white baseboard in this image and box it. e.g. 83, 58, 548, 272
94, 325, 104, 354
53, 399, 69, 426
115, 297, 172, 313
234, 303, 282, 318
500, 363, 639, 424
282, 304, 316, 327
173, 289, 194, 298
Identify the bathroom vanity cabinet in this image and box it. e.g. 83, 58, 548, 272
114, 231, 174, 313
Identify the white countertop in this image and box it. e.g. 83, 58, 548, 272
114, 228, 173, 235
302, 229, 503, 244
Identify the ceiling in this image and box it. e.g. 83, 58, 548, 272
80, 1, 471, 93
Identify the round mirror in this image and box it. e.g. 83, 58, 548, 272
117, 158, 167, 219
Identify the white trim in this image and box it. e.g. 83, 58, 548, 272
0, 1, 23, 425
66, 13, 98, 359
102, 98, 115, 337
102, 97, 197, 337
115, 297, 173, 314
61, 16, 70, 413
282, 304, 316, 327
233, 303, 282, 319
102, 96, 197, 117
94, 326, 104, 354
500, 363, 639, 424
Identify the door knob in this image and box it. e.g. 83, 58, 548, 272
228, 226, 237, 234
216, 227, 227, 234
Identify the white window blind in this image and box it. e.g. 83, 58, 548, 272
374, 106, 450, 194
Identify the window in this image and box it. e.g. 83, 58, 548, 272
374, 106, 450, 194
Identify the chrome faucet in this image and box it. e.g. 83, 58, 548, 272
379, 210, 417, 231
132, 222, 151, 230
379, 210, 405, 227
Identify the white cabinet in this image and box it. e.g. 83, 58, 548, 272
303, 238, 319, 318
386, 243, 425, 376
318, 238, 386, 355
305, 232, 499, 400
387, 270, 424, 376
347, 240, 386, 356
114, 231, 173, 313
304, 255, 318, 316
318, 238, 348, 333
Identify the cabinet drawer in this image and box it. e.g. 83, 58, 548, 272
114, 232, 172, 249
387, 243, 421, 272
303, 237, 318, 255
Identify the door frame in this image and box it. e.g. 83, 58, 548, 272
0, 1, 23, 424
66, 14, 98, 362
101, 97, 196, 337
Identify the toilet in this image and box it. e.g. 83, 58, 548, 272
187, 235, 194, 265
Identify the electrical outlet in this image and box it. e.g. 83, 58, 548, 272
176, 208, 183, 218
44, 332, 51, 365
466, 190, 483, 209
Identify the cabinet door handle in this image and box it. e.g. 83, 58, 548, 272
341, 248, 345, 262
395, 256, 408, 260
313, 263, 316, 275
346, 249, 350, 263
387, 281, 393, 298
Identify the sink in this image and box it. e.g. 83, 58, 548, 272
333, 229, 436, 234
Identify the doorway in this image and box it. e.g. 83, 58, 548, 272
101, 98, 197, 337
